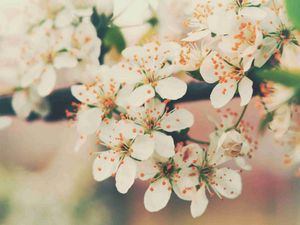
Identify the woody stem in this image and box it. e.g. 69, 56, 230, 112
0, 80, 260, 122
225, 104, 249, 132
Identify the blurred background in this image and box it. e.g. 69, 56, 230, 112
1, 99, 300, 225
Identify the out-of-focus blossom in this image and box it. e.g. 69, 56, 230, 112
156, 0, 194, 40
255, 6, 298, 67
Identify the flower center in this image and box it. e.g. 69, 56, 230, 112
41, 51, 55, 64
116, 141, 133, 157
101, 96, 116, 113
222, 141, 243, 157
158, 159, 179, 179
280, 28, 291, 41
197, 165, 215, 184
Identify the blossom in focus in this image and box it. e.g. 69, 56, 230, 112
93, 120, 154, 194
70, 65, 126, 150
174, 143, 242, 218
125, 98, 194, 158
216, 130, 252, 170
209, 110, 255, 170
116, 42, 187, 107
137, 148, 197, 212
218, 19, 263, 59
182, 0, 235, 42
200, 51, 254, 108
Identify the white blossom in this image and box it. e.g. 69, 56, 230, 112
93, 119, 154, 194
125, 98, 194, 157
116, 42, 187, 106
174, 143, 242, 218
200, 51, 253, 108
71, 65, 126, 150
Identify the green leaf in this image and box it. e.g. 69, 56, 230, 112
286, 0, 300, 31
188, 70, 204, 81
293, 88, 300, 104
258, 70, 300, 88
259, 112, 274, 132
147, 17, 159, 27
179, 128, 190, 136
103, 26, 126, 53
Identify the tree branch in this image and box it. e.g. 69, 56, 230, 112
0, 81, 261, 122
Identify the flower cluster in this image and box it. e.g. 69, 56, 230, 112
183, 0, 300, 108
64, 0, 300, 218
259, 82, 300, 172
0, 0, 101, 119
68, 36, 259, 216
88, 106, 255, 217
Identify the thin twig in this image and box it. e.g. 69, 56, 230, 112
186, 136, 210, 145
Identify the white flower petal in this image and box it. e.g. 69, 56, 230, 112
190, 186, 208, 218
137, 159, 159, 181
131, 135, 155, 160
71, 85, 98, 104
157, 65, 178, 78
174, 167, 198, 201
207, 10, 235, 35
145, 98, 166, 118
178, 143, 205, 166
116, 157, 137, 194
210, 81, 237, 108
152, 131, 175, 158
116, 63, 142, 84
160, 109, 194, 132
235, 157, 252, 171
254, 37, 277, 68
21, 64, 43, 87
155, 77, 187, 100
182, 30, 210, 42
128, 84, 155, 107
55, 9, 73, 27
122, 46, 147, 61
54, 52, 78, 69
240, 7, 267, 20
144, 178, 172, 212
37, 66, 56, 97
77, 108, 103, 135
200, 51, 228, 83
115, 84, 135, 107
74, 135, 88, 152
213, 168, 242, 199
93, 150, 119, 181
12, 91, 32, 119
238, 77, 253, 106
116, 120, 143, 140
